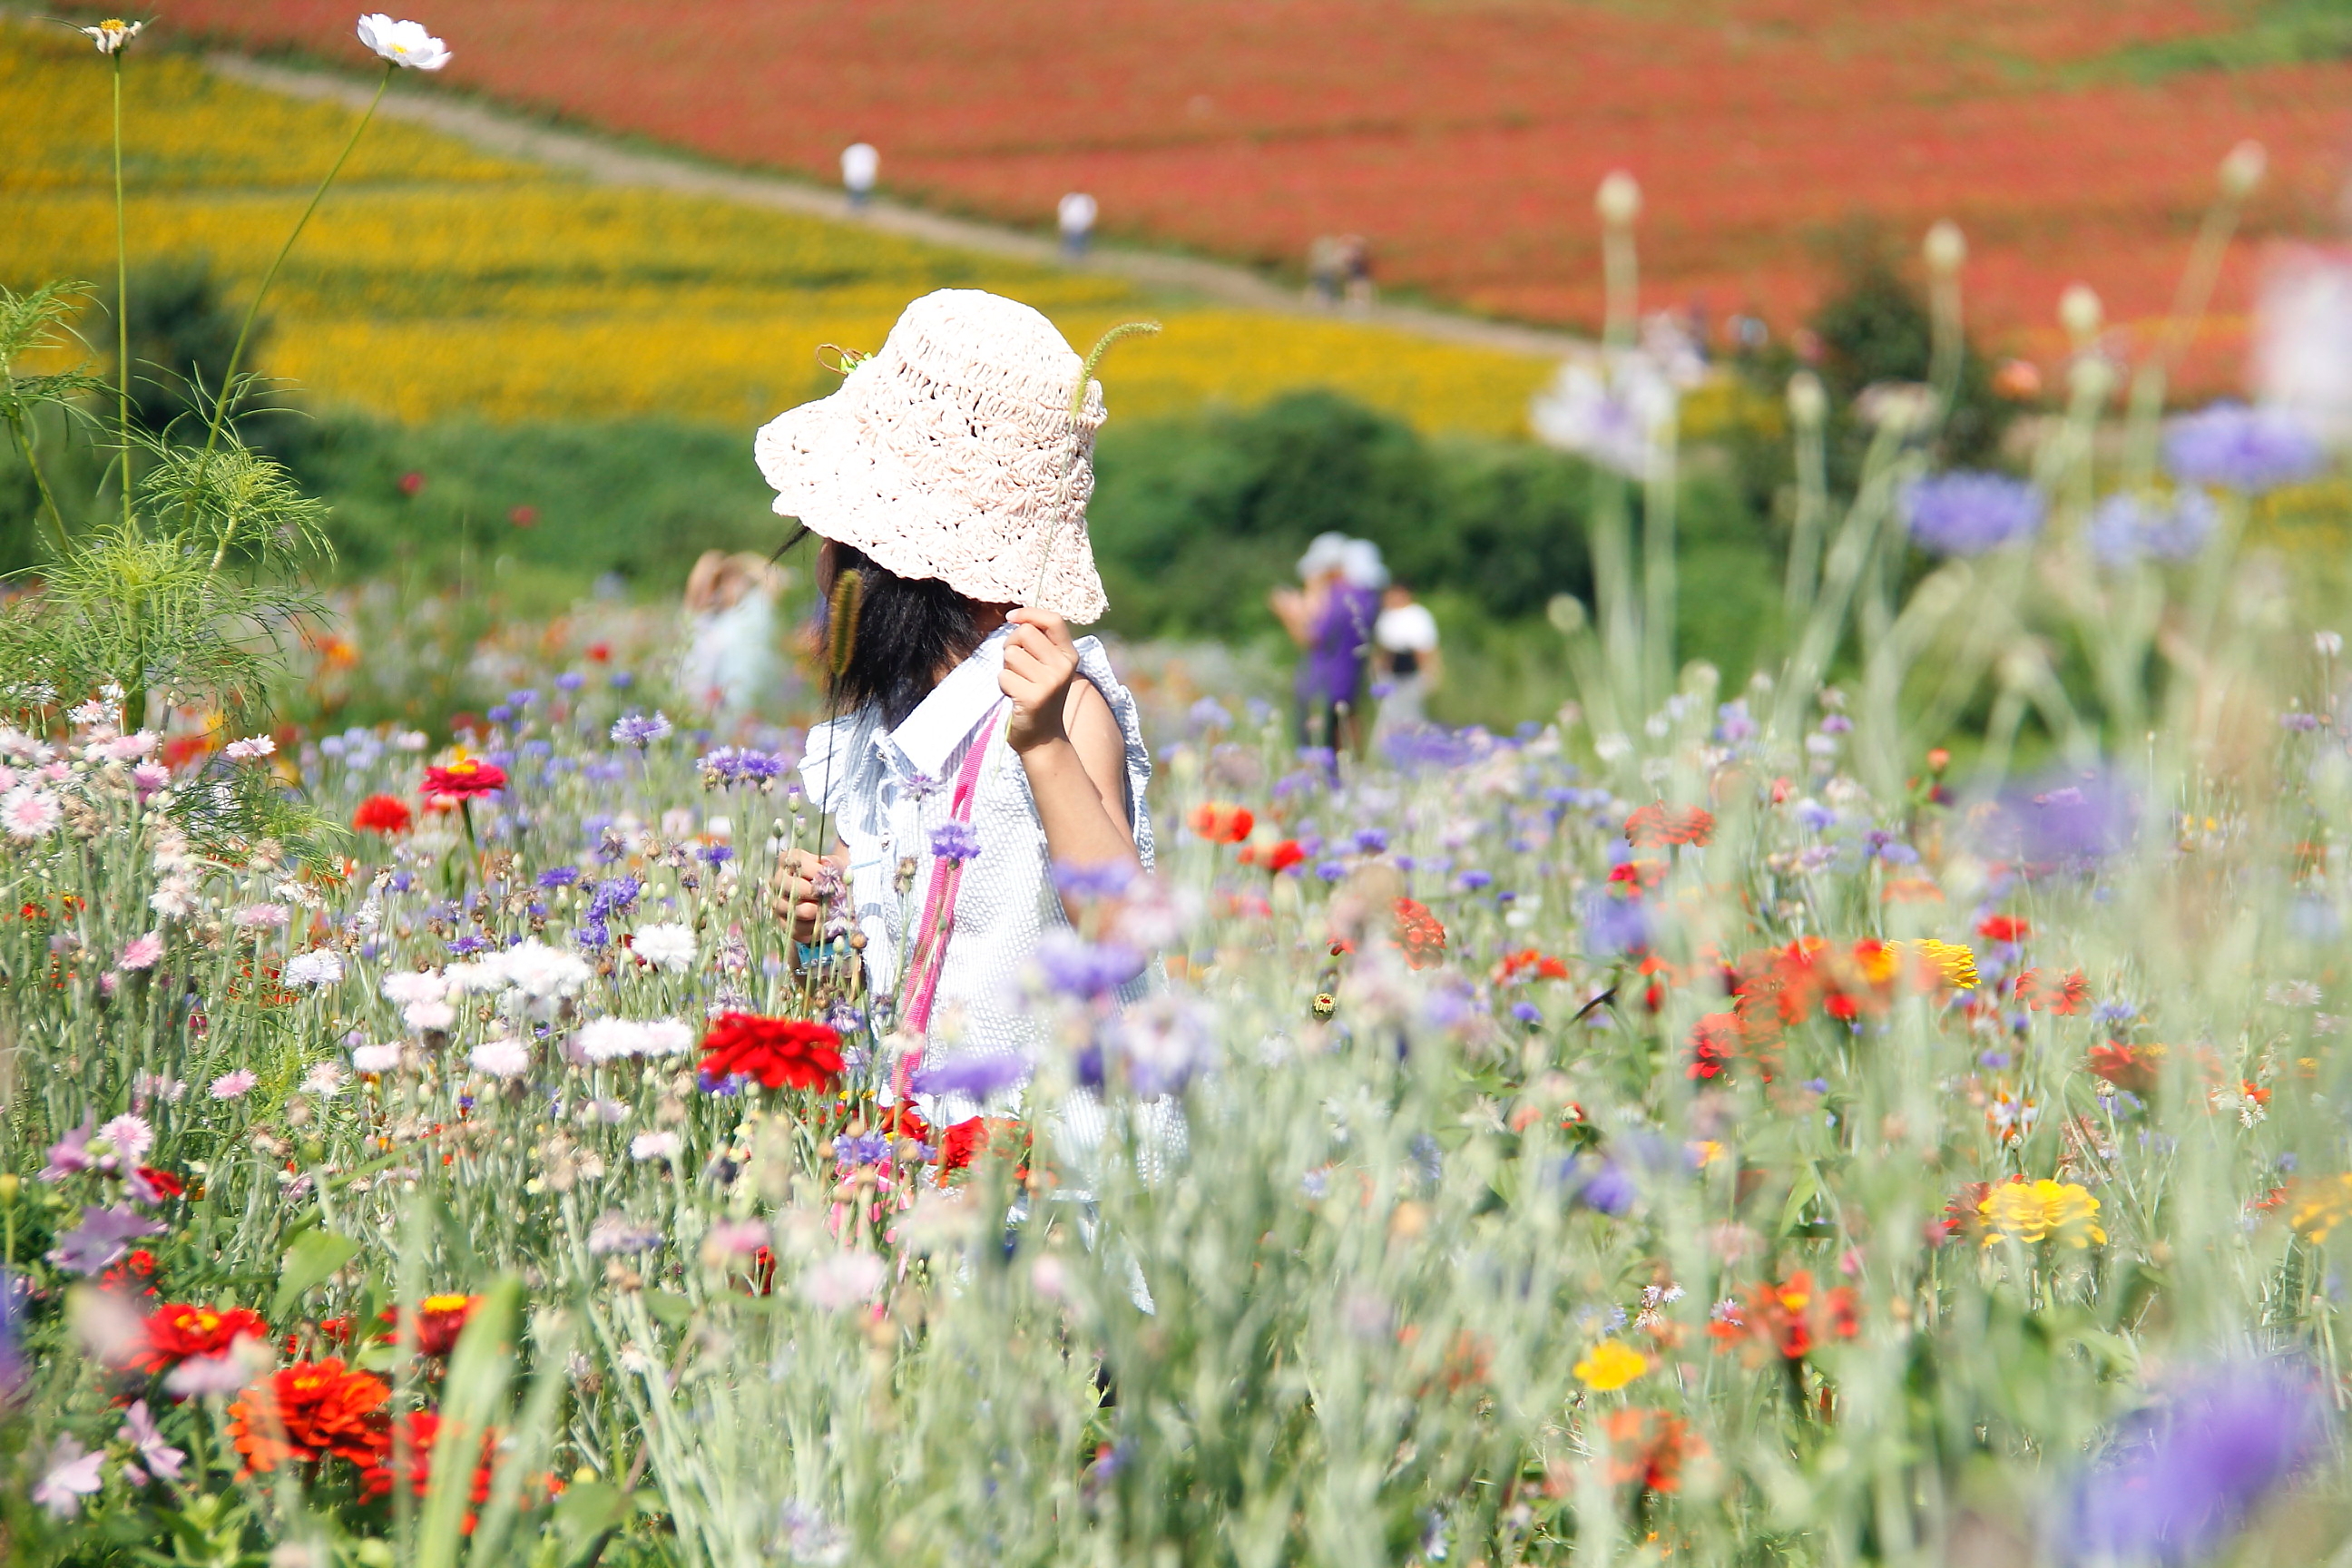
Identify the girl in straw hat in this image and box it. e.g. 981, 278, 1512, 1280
758, 289, 1167, 1161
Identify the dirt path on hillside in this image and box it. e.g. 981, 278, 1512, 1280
207, 54, 1583, 363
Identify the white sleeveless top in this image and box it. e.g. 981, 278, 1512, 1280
799, 626, 1154, 1125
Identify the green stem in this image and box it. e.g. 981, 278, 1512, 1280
5, 414, 71, 557
202, 65, 392, 457
112, 50, 130, 530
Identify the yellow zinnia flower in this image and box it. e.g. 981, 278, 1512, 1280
1573, 1338, 1650, 1391
1907, 940, 1978, 990
1979, 1179, 2106, 1248
2290, 1173, 2352, 1244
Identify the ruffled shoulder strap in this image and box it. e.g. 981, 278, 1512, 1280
1073, 637, 1155, 871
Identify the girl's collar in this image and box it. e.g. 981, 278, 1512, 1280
884, 625, 1013, 779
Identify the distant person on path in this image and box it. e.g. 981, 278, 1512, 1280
1371, 581, 1441, 739
1270, 533, 1383, 755
678, 550, 789, 718
1059, 191, 1098, 258
1307, 236, 1345, 307
1340, 235, 1376, 311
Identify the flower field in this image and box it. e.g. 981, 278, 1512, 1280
164, 0, 2352, 374
15, 11, 2352, 1567
0, 23, 1556, 436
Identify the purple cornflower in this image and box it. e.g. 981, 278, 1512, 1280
929, 822, 984, 864
1315, 860, 1348, 882
2280, 710, 2323, 732
1566, 1158, 1636, 1216
1510, 1000, 1542, 1024
586, 877, 642, 920
2087, 490, 2219, 567
507, 688, 538, 708
700, 843, 735, 866
1353, 828, 1390, 854
536, 867, 581, 890
1053, 859, 1136, 898
1458, 869, 1494, 891
1189, 697, 1232, 730
834, 1133, 891, 1168
1034, 932, 1146, 998
485, 705, 514, 726
912, 1051, 1031, 1099
609, 710, 671, 749
1900, 472, 2045, 556
47, 1205, 165, 1275
554, 671, 585, 692
2056, 1362, 2326, 1567
2162, 403, 2326, 494
1581, 889, 1651, 956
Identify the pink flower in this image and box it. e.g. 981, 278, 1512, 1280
231, 904, 290, 929
132, 763, 169, 797
209, 1070, 258, 1101
119, 932, 164, 971
3, 785, 60, 840
221, 736, 276, 761
32, 1436, 103, 1517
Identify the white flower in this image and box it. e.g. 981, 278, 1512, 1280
380, 970, 447, 1007
578, 1017, 648, 1062
300, 1063, 346, 1097
391, 730, 428, 751
642, 1019, 696, 1057
501, 939, 592, 1002
222, 735, 275, 761
404, 999, 457, 1033
441, 956, 509, 996
2, 785, 61, 840
356, 14, 451, 70
284, 949, 344, 989
798, 1250, 887, 1311
149, 878, 195, 918
632, 921, 697, 973
80, 18, 144, 54
33, 1436, 103, 1517
350, 1042, 402, 1073
231, 903, 290, 929
630, 1130, 681, 1162
1530, 347, 1682, 482
470, 1037, 531, 1078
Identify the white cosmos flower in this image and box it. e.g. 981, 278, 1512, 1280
356, 14, 451, 71
81, 19, 144, 54
632, 922, 697, 973
578, 1017, 648, 1063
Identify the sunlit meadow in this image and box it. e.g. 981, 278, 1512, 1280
7, 13, 2352, 1568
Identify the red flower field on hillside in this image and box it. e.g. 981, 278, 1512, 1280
173, 0, 2352, 368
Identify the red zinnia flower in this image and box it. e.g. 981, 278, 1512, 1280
938, 1116, 989, 1172
126, 1302, 271, 1374
2014, 967, 2088, 1014
1240, 838, 1305, 874
352, 794, 414, 835
698, 1014, 844, 1091
1975, 914, 2030, 943
1603, 1408, 1703, 1494
1624, 803, 1716, 848
229, 1357, 392, 1475
134, 1165, 185, 1199
1393, 897, 1447, 970
1188, 802, 1254, 844
1687, 1013, 1743, 1081
363, 1410, 496, 1522
382, 1292, 482, 1357
422, 759, 506, 801
2088, 1040, 2164, 1093
1708, 1271, 1858, 1362
1491, 948, 1570, 986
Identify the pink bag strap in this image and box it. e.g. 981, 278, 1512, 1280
897, 701, 1005, 1037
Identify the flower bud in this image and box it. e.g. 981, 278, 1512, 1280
2058, 283, 2102, 342
1545, 593, 1588, 635
1923, 220, 1966, 277
1787, 369, 1828, 427
2220, 140, 2267, 200
1595, 171, 1642, 228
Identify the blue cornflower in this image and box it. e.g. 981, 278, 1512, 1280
2088, 489, 2219, 566
2162, 402, 2326, 494
610, 711, 671, 749
1900, 471, 2045, 556
929, 822, 983, 863
536, 867, 581, 890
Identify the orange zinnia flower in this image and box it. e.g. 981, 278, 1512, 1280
229, 1358, 392, 1475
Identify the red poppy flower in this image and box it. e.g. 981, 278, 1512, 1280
1491, 949, 1570, 986
1624, 803, 1716, 848
1240, 839, 1305, 874
1188, 802, 1255, 844
938, 1116, 989, 1171
134, 1165, 185, 1199
698, 1014, 844, 1091
1393, 897, 1447, 970
421, 760, 506, 801
126, 1302, 271, 1374
229, 1358, 392, 1475
352, 794, 414, 835
1976, 914, 2031, 943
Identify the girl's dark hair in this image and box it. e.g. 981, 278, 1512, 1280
793, 532, 989, 728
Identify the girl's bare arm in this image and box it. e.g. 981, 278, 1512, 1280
1001, 608, 1141, 891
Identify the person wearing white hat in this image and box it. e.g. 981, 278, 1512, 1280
1270, 532, 1384, 757
756, 289, 1160, 1151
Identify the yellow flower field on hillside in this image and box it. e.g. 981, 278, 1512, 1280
0, 25, 1554, 435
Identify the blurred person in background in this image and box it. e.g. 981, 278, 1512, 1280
1340, 235, 1376, 311
1307, 236, 1345, 307
679, 550, 789, 719
1372, 580, 1441, 740
1059, 191, 1098, 258
1271, 533, 1384, 756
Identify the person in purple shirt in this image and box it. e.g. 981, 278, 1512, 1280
1270, 533, 1387, 756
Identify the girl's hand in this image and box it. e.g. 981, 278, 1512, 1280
1001, 607, 1082, 754
773, 848, 833, 945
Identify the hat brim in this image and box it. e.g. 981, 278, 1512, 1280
755, 384, 1110, 624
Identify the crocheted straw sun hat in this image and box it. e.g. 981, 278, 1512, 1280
754, 289, 1110, 623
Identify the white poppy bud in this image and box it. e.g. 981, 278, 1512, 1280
2220, 140, 2267, 200
1787, 369, 1828, 427
2058, 283, 2102, 341
1923, 220, 1966, 277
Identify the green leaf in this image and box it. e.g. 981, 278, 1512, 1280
1779, 1164, 1822, 1235
642, 1289, 692, 1328
553, 1482, 628, 1544
272, 1229, 362, 1319
418, 1276, 524, 1568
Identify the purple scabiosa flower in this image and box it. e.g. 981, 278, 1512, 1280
929, 822, 984, 864
609, 710, 671, 749
1900, 471, 2045, 556
2162, 403, 2326, 494
1034, 931, 1147, 998
48, 1205, 165, 1275
2088, 489, 2219, 567
911, 1051, 1031, 1100
2055, 1361, 2326, 1567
